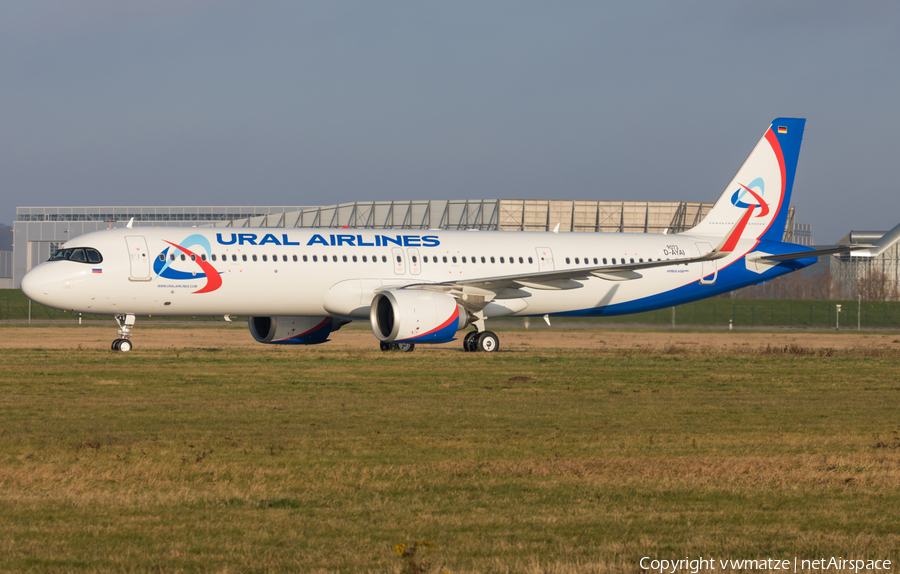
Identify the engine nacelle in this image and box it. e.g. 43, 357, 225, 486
248, 316, 335, 345
370, 290, 469, 344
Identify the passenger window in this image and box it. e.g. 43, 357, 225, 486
528, 257, 533, 264
500, 257, 505, 263
639, 258, 644, 263
262, 255, 267, 262
191, 254, 196, 261
396, 255, 402, 263
353, 255, 358, 262
603, 258, 607, 264
303, 255, 308, 262
471, 257, 476, 264
630, 258, 635, 264
481, 256, 486, 263
442, 256, 447, 263
423, 256, 428, 263
313, 255, 318, 262
574, 258, 579, 264
181, 254, 186, 261
292, 255, 297, 262
202, 254, 208, 261
452, 256, 457, 263
362, 255, 367, 262
332, 255, 337, 262
211, 254, 216, 261
382, 255, 387, 262
231, 254, 236, 261
593, 258, 598, 264
282, 255, 287, 262
253, 255, 258, 262
412, 256, 417, 263
612, 258, 616, 264
461, 256, 466, 263
242, 255, 247, 261
343, 255, 348, 262
565, 258, 570, 264
490, 257, 495, 263
159, 254, 165, 261
518, 257, 523, 263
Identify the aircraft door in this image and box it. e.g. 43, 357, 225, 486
391, 247, 406, 275
536, 247, 555, 272
407, 248, 421, 275
696, 241, 717, 285
125, 236, 152, 280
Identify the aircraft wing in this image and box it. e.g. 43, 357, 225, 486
390, 207, 753, 303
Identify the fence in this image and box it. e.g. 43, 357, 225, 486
582, 298, 900, 329
3, 289, 900, 329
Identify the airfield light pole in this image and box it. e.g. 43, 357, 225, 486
858, 295, 861, 330
836, 304, 841, 330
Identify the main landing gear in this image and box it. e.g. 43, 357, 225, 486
380, 341, 416, 352
111, 314, 136, 352
463, 330, 499, 353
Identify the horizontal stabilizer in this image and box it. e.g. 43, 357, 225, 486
756, 245, 870, 262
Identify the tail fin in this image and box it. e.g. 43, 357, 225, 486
688, 118, 806, 243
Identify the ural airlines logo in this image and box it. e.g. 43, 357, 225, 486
215, 232, 440, 247
729, 177, 770, 217
153, 234, 223, 294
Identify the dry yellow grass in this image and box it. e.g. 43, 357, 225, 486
0, 327, 899, 572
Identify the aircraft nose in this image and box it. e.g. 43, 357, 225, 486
20, 264, 59, 306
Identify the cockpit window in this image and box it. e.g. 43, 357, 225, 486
49, 247, 103, 265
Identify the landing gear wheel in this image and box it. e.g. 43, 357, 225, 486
463, 331, 478, 352
380, 341, 393, 352
476, 331, 499, 353
111, 338, 132, 352
396, 342, 415, 353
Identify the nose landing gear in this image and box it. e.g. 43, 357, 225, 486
112, 314, 136, 352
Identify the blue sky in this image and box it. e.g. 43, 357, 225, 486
2, 1, 899, 242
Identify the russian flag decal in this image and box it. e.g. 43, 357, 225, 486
92, 268, 102, 274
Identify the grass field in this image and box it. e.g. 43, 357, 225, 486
1, 332, 899, 572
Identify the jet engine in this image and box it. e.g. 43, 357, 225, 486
248, 316, 336, 345
370, 290, 470, 344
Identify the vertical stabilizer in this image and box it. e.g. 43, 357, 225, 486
688, 118, 805, 243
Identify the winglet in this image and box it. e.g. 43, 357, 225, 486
869, 221, 900, 256
126, 217, 134, 229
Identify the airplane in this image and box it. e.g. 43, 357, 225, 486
20, 118, 900, 353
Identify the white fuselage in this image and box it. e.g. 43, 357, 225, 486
22, 226, 763, 320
